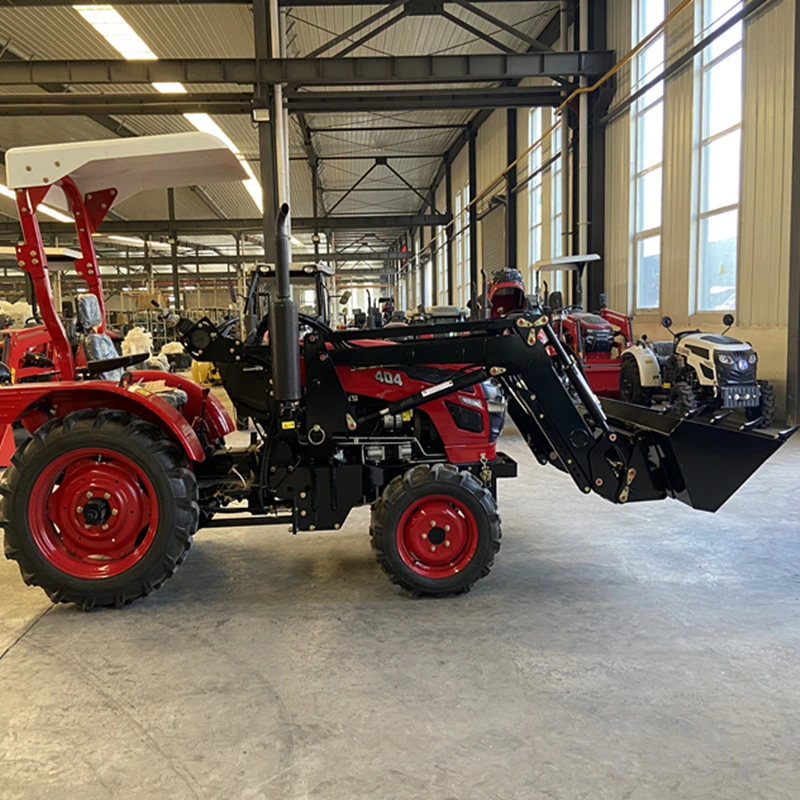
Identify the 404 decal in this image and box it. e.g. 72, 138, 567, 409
374, 370, 404, 386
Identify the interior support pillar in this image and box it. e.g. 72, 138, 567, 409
445, 159, 454, 306
254, 0, 279, 262
167, 187, 180, 310
468, 124, 478, 318
787, 1, 800, 423
506, 108, 518, 270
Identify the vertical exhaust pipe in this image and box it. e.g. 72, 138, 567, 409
270, 203, 301, 403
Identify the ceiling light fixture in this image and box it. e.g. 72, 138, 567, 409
74, 4, 264, 214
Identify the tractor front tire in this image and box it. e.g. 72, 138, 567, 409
671, 381, 698, 416
1, 409, 198, 610
370, 463, 501, 597
747, 380, 777, 428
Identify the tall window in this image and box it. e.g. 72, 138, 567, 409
528, 108, 544, 289
695, 0, 743, 311
631, 0, 665, 310
454, 184, 471, 308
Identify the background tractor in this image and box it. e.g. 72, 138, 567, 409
0, 132, 794, 611
619, 314, 776, 426
536, 255, 634, 398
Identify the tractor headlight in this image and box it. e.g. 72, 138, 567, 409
717, 354, 733, 365
748, 353, 757, 364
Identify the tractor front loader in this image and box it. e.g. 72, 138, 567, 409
0, 134, 795, 610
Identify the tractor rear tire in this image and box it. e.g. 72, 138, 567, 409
1, 409, 198, 610
619, 356, 650, 405
370, 463, 501, 597
747, 380, 776, 428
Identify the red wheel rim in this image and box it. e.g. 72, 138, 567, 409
396, 494, 478, 579
28, 448, 159, 580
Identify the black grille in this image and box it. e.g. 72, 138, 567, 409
445, 401, 484, 433
716, 351, 756, 385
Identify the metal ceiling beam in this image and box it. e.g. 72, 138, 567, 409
90, 253, 402, 266
0, 92, 252, 116
322, 186, 431, 192
288, 154, 444, 160
0, 52, 612, 86
310, 124, 465, 132
2, 0, 546, 4
0, 215, 450, 237
287, 87, 564, 113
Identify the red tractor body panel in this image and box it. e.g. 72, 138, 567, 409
0, 372, 234, 463
335, 363, 497, 464
0, 324, 57, 382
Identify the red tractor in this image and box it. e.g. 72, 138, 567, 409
0, 133, 794, 610
536, 255, 634, 398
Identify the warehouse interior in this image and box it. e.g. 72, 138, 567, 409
1, 1, 799, 798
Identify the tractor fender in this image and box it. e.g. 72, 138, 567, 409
0, 380, 227, 463
128, 370, 234, 443
621, 346, 661, 387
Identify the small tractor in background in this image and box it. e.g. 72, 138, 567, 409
0, 132, 794, 611
536, 255, 634, 398
619, 314, 776, 427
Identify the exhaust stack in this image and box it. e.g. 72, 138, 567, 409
270, 203, 301, 403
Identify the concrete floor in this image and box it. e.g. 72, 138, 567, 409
1, 429, 799, 800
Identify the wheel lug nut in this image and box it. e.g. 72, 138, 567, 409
102, 524, 109, 530
111, 509, 118, 516
445, 525, 450, 532
84, 524, 91, 529
430, 545, 436, 552
76, 506, 83, 513
86, 492, 93, 499
421, 532, 428, 540
103, 493, 110, 500
445, 540, 451, 547
430, 520, 436, 527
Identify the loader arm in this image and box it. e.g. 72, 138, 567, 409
178, 310, 793, 513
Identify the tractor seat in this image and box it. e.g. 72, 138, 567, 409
154, 388, 188, 409
649, 340, 674, 365
77, 294, 123, 381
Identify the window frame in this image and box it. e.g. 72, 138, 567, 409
630, 0, 666, 312
692, 0, 744, 313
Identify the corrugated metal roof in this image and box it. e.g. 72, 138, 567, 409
0, 1, 560, 253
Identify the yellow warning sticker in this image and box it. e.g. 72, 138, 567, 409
281, 420, 296, 430
401, 411, 412, 422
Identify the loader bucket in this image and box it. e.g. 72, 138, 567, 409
602, 399, 787, 512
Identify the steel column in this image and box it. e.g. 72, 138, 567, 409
586, 0, 608, 311
254, 0, 278, 263
788, 0, 800, 423
445, 159, 455, 306
506, 108, 518, 270
430, 188, 438, 304
167, 188, 180, 310
468, 124, 478, 319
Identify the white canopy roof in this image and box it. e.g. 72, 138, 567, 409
534, 254, 602, 273
5, 132, 247, 212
